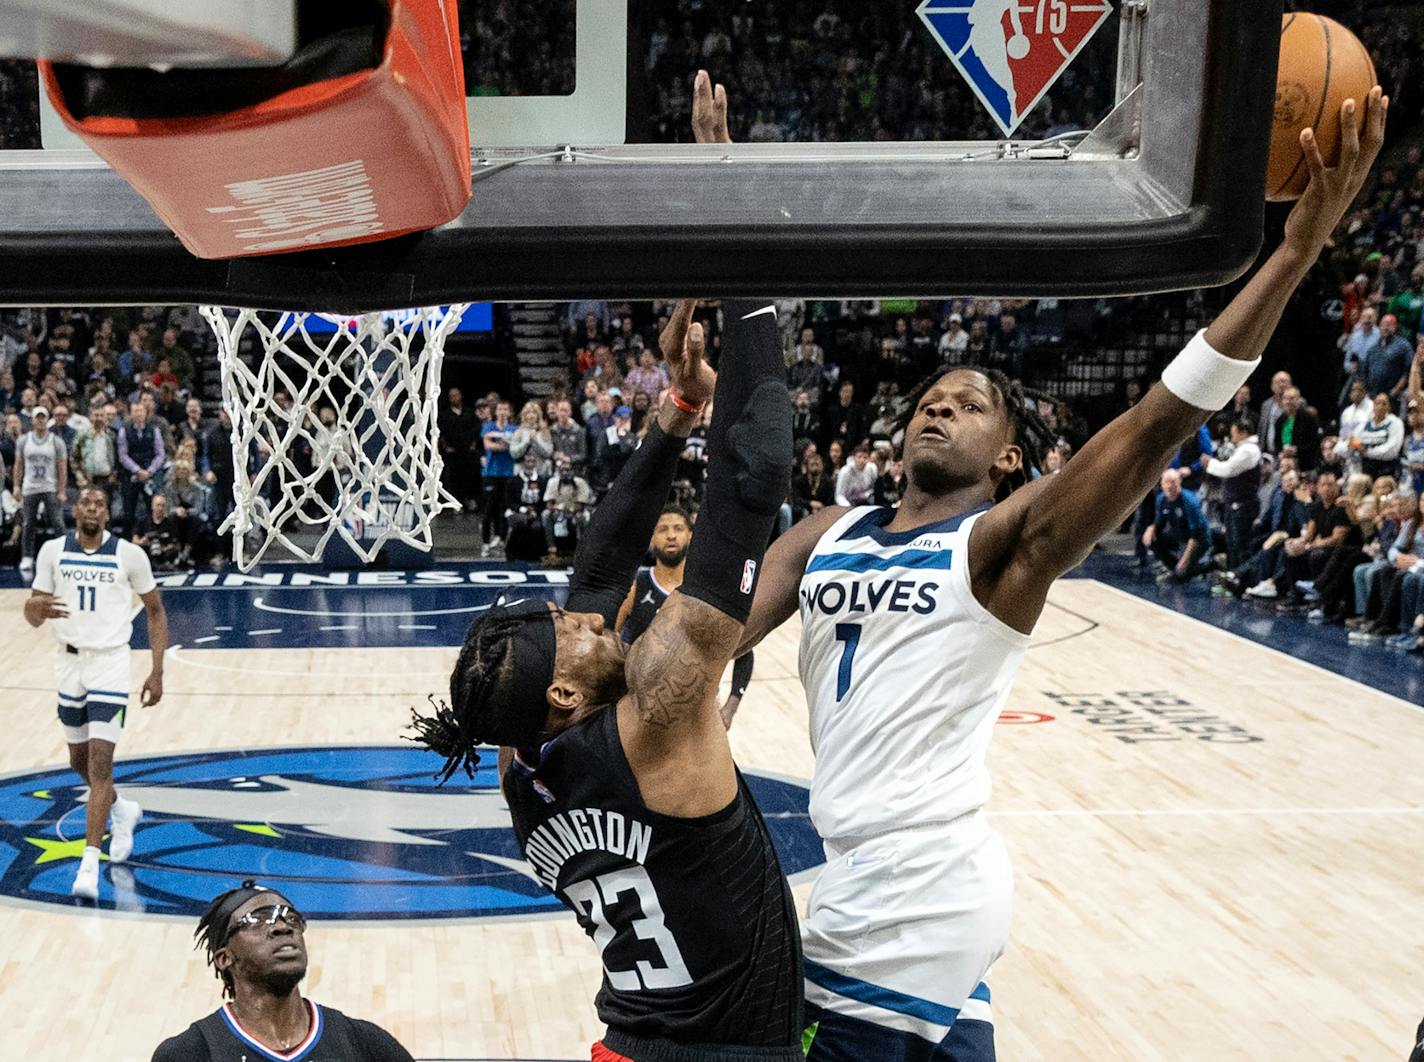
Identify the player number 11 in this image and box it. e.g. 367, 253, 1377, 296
77, 586, 97, 611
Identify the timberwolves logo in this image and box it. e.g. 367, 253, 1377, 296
918, 0, 1113, 137
0, 747, 821, 918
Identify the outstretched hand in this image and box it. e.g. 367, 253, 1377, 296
660, 300, 716, 408
1285, 88, 1388, 256
692, 70, 731, 145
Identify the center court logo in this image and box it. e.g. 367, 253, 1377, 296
0, 747, 822, 918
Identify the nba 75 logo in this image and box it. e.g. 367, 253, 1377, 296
918, 0, 1114, 137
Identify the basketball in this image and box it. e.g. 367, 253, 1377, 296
1267, 12, 1377, 202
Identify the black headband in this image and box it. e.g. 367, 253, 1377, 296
206, 880, 287, 952
489, 603, 557, 743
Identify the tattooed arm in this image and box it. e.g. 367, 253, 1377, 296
616, 592, 742, 817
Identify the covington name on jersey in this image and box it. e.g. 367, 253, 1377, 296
522, 808, 653, 889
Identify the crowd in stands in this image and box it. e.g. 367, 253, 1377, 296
0, 307, 234, 573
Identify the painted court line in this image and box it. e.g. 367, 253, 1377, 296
320, 624, 358, 632
192, 635, 221, 645
247, 628, 282, 637
990, 806, 1424, 819
1091, 580, 1424, 717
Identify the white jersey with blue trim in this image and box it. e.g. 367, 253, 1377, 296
798, 505, 1032, 843
33, 531, 156, 650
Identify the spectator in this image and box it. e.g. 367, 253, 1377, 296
1388, 265, 1424, 339
1361, 313, 1413, 401
1, 411, 21, 469
542, 454, 593, 556
509, 401, 554, 477
1219, 468, 1310, 598
624, 347, 670, 400
0, 367, 15, 412
676, 405, 710, 500
875, 453, 908, 507
1346, 392, 1405, 480
823, 380, 870, 452
133, 493, 182, 569
1170, 423, 1216, 493
1403, 399, 1424, 496
50, 402, 77, 453
1342, 305, 1380, 383
156, 327, 195, 389
176, 397, 207, 448
584, 390, 616, 451
1272, 388, 1322, 471
1203, 419, 1262, 569
504, 452, 549, 562
480, 399, 516, 553
1350, 493, 1424, 643
549, 398, 587, 478
1269, 470, 1353, 610
787, 329, 826, 398
834, 443, 878, 507
14, 405, 66, 576
938, 314, 968, 364
591, 405, 636, 497
1338, 378, 1373, 454
578, 379, 601, 422
1142, 468, 1212, 583
117, 400, 165, 536
162, 457, 215, 567
203, 407, 236, 527
990, 312, 1029, 379
790, 389, 820, 445
629, 389, 654, 434
72, 403, 119, 499
792, 448, 835, 521
1259, 371, 1293, 455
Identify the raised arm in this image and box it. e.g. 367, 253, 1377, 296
973, 90, 1388, 633
620, 287, 792, 816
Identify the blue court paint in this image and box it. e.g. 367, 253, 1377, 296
0, 747, 822, 920
1076, 554, 1424, 706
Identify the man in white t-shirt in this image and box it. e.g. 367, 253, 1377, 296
14, 405, 66, 576
23, 486, 168, 900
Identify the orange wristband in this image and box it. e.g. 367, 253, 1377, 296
668, 388, 705, 414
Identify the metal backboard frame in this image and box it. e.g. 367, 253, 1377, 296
0, 0, 1282, 311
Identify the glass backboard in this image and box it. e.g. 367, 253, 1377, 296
0, 0, 1284, 310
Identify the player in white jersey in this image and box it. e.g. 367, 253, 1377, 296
23, 486, 168, 900
737, 91, 1388, 1060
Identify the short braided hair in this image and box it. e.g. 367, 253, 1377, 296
897, 366, 1057, 500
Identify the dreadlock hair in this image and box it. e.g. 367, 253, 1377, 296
194, 879, 277, 999
408, 609, 553, 783
896, 365, 1057, 501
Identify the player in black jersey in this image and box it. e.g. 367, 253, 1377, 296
412, 70, 801, 1062
616, 505, 755, 728
152, 880, 413, 1062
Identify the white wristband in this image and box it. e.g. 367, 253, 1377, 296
1160, 329, 1260, 411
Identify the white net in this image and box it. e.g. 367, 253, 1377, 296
201, 305, 470, 570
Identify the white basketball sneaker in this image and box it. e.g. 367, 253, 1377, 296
109, 798, 142, 863
71, 850, 100, 901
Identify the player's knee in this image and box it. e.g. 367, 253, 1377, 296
728, 382, 792, 516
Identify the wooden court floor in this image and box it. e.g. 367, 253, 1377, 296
1, 579, 1421, 1061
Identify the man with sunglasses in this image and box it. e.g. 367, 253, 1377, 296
153, 880, 413, 1061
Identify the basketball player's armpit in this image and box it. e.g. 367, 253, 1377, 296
626, 593, 741, 731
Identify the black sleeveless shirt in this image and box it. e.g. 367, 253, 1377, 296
504, 707, 803, 1061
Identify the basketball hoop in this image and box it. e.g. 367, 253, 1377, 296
201, 305, 470, 570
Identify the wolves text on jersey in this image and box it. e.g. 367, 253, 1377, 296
800, 578, 939, 617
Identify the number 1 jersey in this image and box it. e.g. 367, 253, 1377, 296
798, 505, 1032, 845
504, 706, 804, 1059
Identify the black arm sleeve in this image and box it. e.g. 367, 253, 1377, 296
681, 300, 794, 623
730, 651, 755, 698
565, 421, 686, 624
